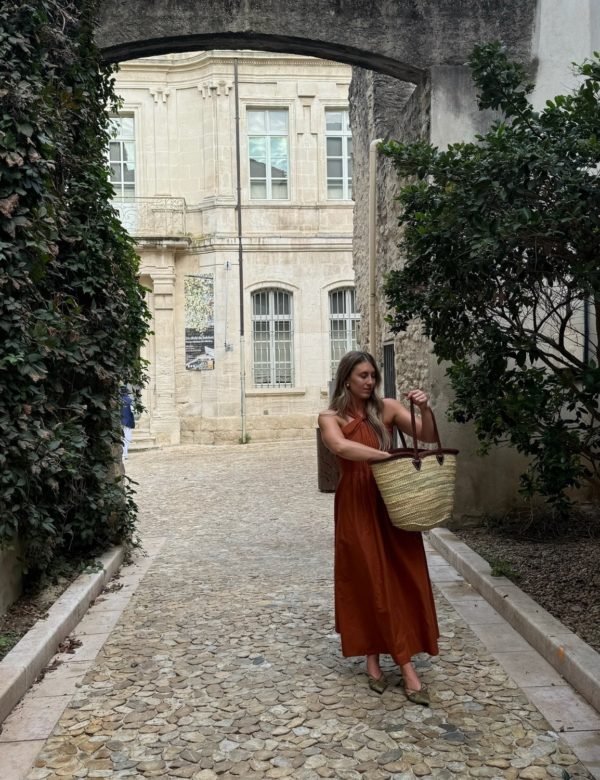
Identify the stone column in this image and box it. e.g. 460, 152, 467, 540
349, 68, 421, 358
429, 65, 495, 148
149, 86, 171, 195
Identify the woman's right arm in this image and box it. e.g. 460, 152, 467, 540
318, 411, 391, 462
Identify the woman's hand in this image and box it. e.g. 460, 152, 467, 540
385, 391, 436, 443
405, 389, 429, 410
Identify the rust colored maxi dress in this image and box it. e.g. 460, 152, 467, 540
334, 416, 440, 664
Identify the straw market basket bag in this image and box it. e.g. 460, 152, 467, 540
370, 401, 458, 533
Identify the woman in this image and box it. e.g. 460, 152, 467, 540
318, 350, 439, 704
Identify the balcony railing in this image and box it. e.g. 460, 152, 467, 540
113, 197, 186, 238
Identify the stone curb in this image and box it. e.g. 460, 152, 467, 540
429, 527, 600, 714
0, 546, 124, 725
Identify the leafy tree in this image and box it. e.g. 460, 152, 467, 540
0, 0, 150, 578
381, 43, 600, 514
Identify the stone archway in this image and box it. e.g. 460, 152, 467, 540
96, 0, 598, 518
97, 0, 537, 81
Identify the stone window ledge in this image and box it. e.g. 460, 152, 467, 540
246, 388, 306, 397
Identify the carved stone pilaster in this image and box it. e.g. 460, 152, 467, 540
146, 267, 180, 445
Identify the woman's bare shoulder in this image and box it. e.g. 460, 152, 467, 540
382, 396, 407, 413
381, 396, 398, 412
318, 409, 344, 426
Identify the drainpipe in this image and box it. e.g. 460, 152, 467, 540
583, 297, 590, 366
234, 59, 246, 442
368, 138, 383, 357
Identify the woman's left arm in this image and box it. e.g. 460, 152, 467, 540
385, 391, 437, 443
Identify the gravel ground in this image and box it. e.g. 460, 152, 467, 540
3, 497, 599, 666
18, 443, 594, 780
454, 516, 600, 654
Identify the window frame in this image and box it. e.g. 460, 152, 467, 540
251, 287, 295, 388
325, 108, 352, 201
246, 107, 290, 202
329, 286, 359, 379
108, 114, 136, 199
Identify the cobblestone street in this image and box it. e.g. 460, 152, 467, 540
22, 442, 595, 778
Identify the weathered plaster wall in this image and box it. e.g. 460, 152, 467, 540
531, 0, 600, 108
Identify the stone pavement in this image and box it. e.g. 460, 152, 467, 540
1, 441, 599, 779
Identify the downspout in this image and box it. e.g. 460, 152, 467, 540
368, 138, 383, 356
583, 297, 590, 366
234, 59, 246, 442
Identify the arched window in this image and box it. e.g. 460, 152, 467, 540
329, 287, 359, 379
252, 288, 294, 387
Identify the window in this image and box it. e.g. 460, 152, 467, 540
108, 116, 136, 198
329, 287, 359, 378
325, 109, 352, 200
252, 289, 294, 387
247, 109, 289, 200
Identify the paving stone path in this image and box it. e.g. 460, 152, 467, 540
27, 442, 592, 779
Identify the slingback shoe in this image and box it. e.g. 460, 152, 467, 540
403, 683, 430, 706
367, 673, 388, 695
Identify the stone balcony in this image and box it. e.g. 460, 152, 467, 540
113, 197, 187, 238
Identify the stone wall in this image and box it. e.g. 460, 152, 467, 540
349, 67, 431, 393
349, 67, 530, 522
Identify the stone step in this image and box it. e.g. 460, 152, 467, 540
129, 433, 158, 451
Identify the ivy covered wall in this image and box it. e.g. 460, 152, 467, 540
0, 0, 150, 578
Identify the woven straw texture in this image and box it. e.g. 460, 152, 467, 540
371, 454, 457, 532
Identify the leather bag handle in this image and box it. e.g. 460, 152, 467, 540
393, 400, 445, 468
407, 399, 442, 448
394, 425, 408, 449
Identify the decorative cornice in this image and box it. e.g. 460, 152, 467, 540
136, 238, 191, 251
118, 52, 352, 77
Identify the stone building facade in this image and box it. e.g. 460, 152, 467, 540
112, 52, 356, 446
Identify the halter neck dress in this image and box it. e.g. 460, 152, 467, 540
334, 416, 439, 664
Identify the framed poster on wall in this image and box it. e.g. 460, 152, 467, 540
185, 274, 215, 370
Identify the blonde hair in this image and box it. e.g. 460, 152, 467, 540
330, 351, 391, 450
